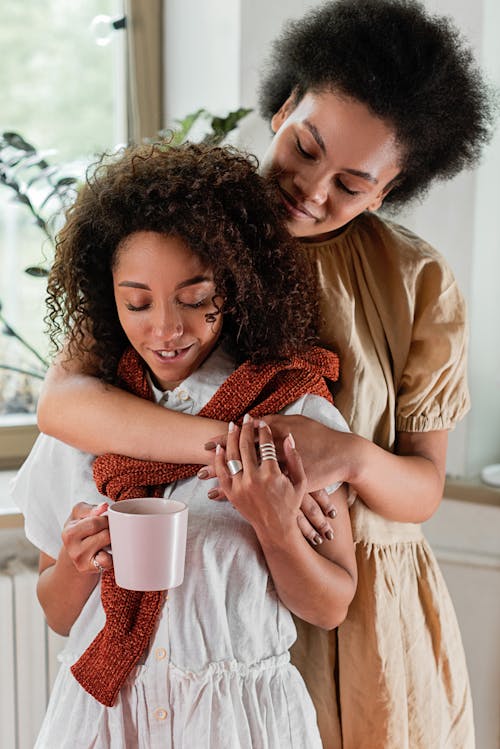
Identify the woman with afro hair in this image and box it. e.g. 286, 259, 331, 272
12, 141, 357, 748
35, 1, 495, 747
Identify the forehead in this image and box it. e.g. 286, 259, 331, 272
289, 90, 402, 176
113, 231, 210, 278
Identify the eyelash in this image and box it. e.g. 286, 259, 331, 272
125, 303, 148, 312
125, 298, 208, 312
295, 138, 360, 197
335, 179, 359, 197
295, 138, 314, 160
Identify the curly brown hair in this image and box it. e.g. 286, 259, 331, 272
46, 142, 319, 382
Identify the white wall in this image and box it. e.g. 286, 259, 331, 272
164, 0, 241, 121
163, 0, 500, 479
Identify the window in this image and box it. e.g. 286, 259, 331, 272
0, 0, 126, 465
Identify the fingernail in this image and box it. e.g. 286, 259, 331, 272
310, 537, 318, 546
228, 421, 235, 433
216, 443, 222, 454
204, 441, 216, 451
243, 413, 251, 424
259, 419, 268, 429
288, 432, 295, 449
197, 469, 209, 479
208, 489, 219, 499
325, 529, 334, 540
328, 508, 337, 519
314, 534, 323, 545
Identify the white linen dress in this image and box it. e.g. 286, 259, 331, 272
11, 346, 349, 749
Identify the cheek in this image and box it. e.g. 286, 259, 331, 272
117, 311, 144, 342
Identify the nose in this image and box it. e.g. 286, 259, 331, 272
151, 303, 183, 341
293, 169, 329, 206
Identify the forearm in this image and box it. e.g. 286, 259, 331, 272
38, 367, 226, 462
341, 432, 446, 523
37, 550, 99, 636
264, 416, 448, 524
254, 523, 356, 630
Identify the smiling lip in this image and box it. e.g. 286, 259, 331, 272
151, 344, 193, 362
278, 186, 319, 221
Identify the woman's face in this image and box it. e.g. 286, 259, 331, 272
261, 89, 402, 239
113, 231, 223, 390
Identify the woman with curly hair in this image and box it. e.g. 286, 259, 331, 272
34, 1, 495, 747
12, 141, 357, 748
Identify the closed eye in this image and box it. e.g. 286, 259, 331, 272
125, 302, 150, 311
335, 178, 360, 196
177, 296, 212, 309
295, 138, 314, 160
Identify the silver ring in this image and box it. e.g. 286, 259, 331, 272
259, 442, 278, 462
227, 459, 243, 476
91, 553, 105, 574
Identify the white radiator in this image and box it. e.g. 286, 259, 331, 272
0, 558, 65, 749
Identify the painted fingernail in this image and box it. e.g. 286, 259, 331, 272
243, 413, 252, 424
328, 508, 337, 519
208, 489, 219, 499
197, 469, 209, 479
228, 421, 235, 433
314, 534, 323, 545
288, 432, 295, 449
216, 443, 222, 454
204, 441, 216, 451
325, 529, 334, 540
310, 536, 318, 546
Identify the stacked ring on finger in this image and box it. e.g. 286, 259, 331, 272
227, 459, 243, 476
259, 442, 278, 462
91, 553, 105, 574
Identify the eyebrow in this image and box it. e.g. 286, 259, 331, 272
118, 274, 213, 290
304, 119, 379, 185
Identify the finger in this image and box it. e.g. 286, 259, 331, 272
296, 510, 324, 547
257, 421, 281, 472
225, 421, 241, 462
89, 502, 109, 517
80, 513, 110, 541
92, 548, 113, 572
71, 501, 102, 520
204, 433, 228, 452
282, 432, 307, 492
239, 413, 259, 471
300, 494, 334, 541
310, 488, 337, 518
214, 443, 233, 498
197, 465, 217, 481
207, 484, 227, 501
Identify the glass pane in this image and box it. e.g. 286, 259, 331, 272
0, 0, 125, 415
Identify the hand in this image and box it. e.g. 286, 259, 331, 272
200, 424, 339, 543
61, 501, 112, 575
261, 413, 356, 491
214, 416, 307, 539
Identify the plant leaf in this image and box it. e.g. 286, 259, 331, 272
2, 131, 36, 152
209, 107, 252, 138
25, 266, 50, 277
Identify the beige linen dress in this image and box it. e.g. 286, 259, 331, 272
291, 212, 474, 749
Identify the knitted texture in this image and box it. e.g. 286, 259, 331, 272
71, 345, 339, 706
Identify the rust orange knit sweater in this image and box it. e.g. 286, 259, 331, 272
71, 345, 339, 706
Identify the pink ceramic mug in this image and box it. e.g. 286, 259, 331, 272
107, 498, 188, 591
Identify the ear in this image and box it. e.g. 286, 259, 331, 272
270, 94, 296, 134
366, 183, 394, 212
